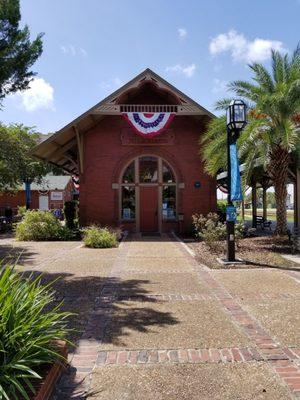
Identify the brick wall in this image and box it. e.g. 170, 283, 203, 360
0, 191, 39, 215
79, 114, 217, 232
0, 183, 73, 215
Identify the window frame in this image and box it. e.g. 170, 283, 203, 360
119, 156, 178, 225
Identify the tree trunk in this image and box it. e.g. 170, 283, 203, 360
262, 186, 267, 220
252, 184, 257, 228
241, 199, 245, 221
273, 178, 288, 235
269, 147, 289, 236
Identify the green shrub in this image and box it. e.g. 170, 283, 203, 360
192, 213, 226, 250
15, 210, 73, 241
17, 205, 27, 217
217, 200, 227, 214
64, 201, 78, 229
199, 220, 226, 250
83, 225, 118, 248
0, 266, 72, 399
192, 212, 219, 235
108, 226, 122, 241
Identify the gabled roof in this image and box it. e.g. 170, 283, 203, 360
29, 175, 71, 191
31, 68, 215, 174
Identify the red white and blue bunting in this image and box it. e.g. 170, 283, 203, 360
122, 112, 174, 138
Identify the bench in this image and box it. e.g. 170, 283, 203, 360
255, 216, 272, 230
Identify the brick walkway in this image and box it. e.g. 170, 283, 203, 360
52, 234, 300, 399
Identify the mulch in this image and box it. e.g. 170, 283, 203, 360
188, 236, 300, 269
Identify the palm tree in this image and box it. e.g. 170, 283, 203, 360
202, 46, 300, 235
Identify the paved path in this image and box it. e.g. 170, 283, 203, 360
2, 234, 298, 398
46, 233, 300, 399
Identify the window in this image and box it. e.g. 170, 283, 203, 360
162, 185, 176, 220
139, 156, 158, 183
121, 162, 135, 220
122, 161, 135, 183
122, 186, 135, 220
120, 156, 177, 223
163, 162, 175, 183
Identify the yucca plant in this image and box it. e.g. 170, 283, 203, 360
0, 266, 72, 400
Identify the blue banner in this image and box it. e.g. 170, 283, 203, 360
25, 181, 31, 208
229, 143, 243, 201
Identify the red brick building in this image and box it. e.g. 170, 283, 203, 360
0, 175, 73, 215
33, 69, 216, 233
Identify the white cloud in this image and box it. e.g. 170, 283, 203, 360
165, 63, 196, 78
209, 30, 285, 63
113, 77, 122, 86
60, 45, 87, 57
100, 77, 123, 91
178, 28, 187, 39
212, 78, 228, 94
18, 78, 54, 112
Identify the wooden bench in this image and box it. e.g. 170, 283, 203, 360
255, 216, 272, 230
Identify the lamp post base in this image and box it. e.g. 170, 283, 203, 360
226, 220, 235, 262
217, 257, 244, 266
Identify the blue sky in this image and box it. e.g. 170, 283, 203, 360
1, 0, 299, 133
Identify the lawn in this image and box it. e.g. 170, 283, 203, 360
241, 209, 294, 223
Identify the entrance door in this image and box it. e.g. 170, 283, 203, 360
39, 195, 49, 210
140, 186, 158, 232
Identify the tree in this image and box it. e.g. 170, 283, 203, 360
244, 189, 276, 209
0, 123, 49, 191
202, 46, 300, 235
0, 0, 43, 105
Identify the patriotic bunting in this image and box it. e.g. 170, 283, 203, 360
122, 112, 174, 138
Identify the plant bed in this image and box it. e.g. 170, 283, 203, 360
0, 267, 72, 399
30, 340, 68, 400
187, 236, 300, 270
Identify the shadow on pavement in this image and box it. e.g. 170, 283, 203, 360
0, 244, 38, 266
14, 269, 178, 399
243, 259, 300, 272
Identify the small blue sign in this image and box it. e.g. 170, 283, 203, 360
226, 206, 237, 222
194, 181, 201, 189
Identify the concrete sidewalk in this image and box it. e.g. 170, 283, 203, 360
2, 234, 298, 398
46, 233, 299, 399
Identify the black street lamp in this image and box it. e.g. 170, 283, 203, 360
226, 100, 247, 262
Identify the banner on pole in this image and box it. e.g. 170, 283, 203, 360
229, 143, 243, 202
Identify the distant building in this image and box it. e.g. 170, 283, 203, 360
0, 174, 75, 215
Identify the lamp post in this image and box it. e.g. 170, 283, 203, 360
226, 100, 247, 262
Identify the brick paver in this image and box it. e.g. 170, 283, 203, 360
46, 234, 300, 399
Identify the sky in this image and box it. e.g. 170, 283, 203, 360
0, 0, 299, 134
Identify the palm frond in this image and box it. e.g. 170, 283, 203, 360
227, 80, 261, 102
249, 63, 274, 92
214, 98, 232, 111
201, 115, 227, 175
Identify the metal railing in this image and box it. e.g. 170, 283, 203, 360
119, 104, 178, 113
